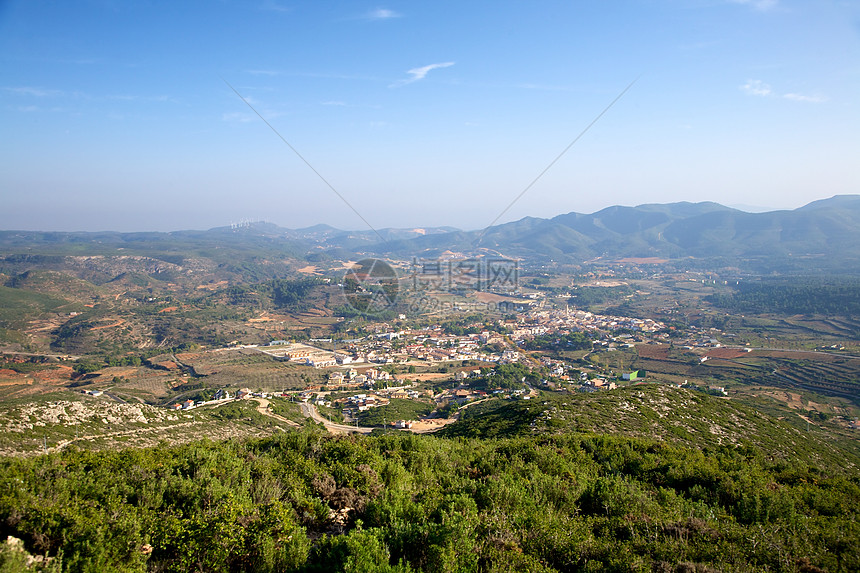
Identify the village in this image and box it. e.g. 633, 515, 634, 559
255, 307, 668, 370
91, 303, 745, 431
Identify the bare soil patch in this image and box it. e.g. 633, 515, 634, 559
706, 348, 748, 359
637, 345, 670, 360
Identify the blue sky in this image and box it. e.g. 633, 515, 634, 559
1, 0, 858, 232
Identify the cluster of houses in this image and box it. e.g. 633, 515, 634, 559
257, 326, 529, 371
512, 308, 666, 339
328, 367, 394, 387
256, 309, 669, 374
167, 387, 266, 411
439, 387, 488, 405
337, 393, 388, 412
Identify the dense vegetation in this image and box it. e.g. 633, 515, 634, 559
1, 428, 858, 572
520, 331, 593, 352
468, 363, 543, 391
568, 285, 634, 308
355, 399, 433, 427
707, 277, 860, 318
442, 386, 860, 471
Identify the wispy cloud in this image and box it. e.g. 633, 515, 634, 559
740, 79, 772, 97
247, 69, 281, 76
366, 8, 401, 20
729, 0, 778, 11
740, 79, 826, 103
222, 111, 256, 123
390, 62, 455, 87
260, 1, 291, 13
321, 100, 347, 106
3, 86, 65, 97
783, 92, 827, 103
106, 94, 172, 103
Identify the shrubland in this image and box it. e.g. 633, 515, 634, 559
1, 423, 858, 572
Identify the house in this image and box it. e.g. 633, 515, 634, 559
622, 370, 646, 381
285, 348, 311, 361
182, 399, 195, 410
308, 357, 337, 368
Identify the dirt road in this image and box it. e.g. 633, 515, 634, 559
250, 398, 300, 427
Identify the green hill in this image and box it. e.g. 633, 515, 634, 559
440, 385, 860, 471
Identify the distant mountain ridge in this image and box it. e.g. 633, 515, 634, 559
369, 195, 860, 272
1, 196, 858, 274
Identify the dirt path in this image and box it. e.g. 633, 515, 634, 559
250, 398, 300, 427
300, 401, 372, 434
298, 401, 447, 435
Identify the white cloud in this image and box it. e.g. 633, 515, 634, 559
321, 101, 347, 106
740, 79, 772, 97
730, 0, 778, 11
740, 80, 827, 103
366, 8, 401, 20
247, 69, 281, 76
390, 62, 455, 87
783, 93, 827, 103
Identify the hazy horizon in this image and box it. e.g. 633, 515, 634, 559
0, 194, 854, 235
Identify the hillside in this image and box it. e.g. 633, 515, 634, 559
440, 385, 860, 471
1, 429, 858, 572
0, 391, 301, 457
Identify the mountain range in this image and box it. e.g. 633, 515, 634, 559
2, 195, 859, 274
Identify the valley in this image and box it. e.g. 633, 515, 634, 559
1, 199, 859, 572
